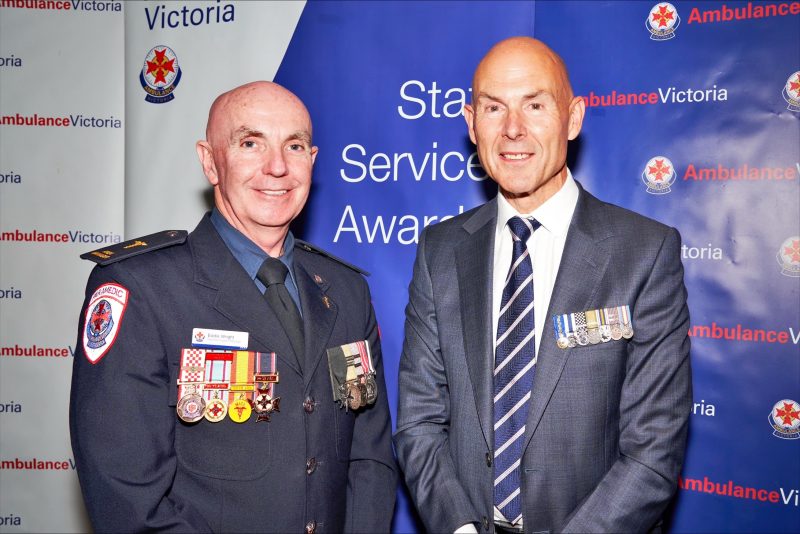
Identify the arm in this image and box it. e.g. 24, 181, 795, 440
69, 264, 211, 532
344, 278, 398, 533
394, 230, 481, 533
563, 228, 692, 533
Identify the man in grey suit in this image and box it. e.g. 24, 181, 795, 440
394, 37, 691, 533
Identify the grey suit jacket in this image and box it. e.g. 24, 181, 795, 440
394, 184, 691, 533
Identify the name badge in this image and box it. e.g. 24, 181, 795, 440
191, 328, 249, 349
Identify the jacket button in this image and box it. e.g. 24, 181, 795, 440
305, 520, 316, 533
306, 457, 317, 475
485, 452, 492, 467
482, 516, 490, 531
303, 397, 315, 414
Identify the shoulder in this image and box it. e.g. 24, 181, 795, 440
581, 187, 677, 241
294, 239, 369, 280
80, 230, 189, 266
420, 201, 492, 246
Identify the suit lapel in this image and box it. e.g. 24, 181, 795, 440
189, 216, 301, 376
455, 201, 497, 451
523, 186, 613, 451
294, 260, 338, 384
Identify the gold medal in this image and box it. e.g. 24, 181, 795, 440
229, 397, 252, 423
204, 397, 228, 422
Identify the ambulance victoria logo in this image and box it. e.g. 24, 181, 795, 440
777, 236, 800, 277
769, 399, 800, 440
783, 71, 800, 112
140, 45, 181, 104
642, 156, 676, 194
647, 3, 680, 40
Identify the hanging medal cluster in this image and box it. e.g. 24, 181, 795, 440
326, 340, 377, 411
176, 349, 280, 423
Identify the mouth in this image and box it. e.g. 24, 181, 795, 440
500, 152, 533, 161
258, 189, 289, 197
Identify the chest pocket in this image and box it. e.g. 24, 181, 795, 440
168, 363, 273, 480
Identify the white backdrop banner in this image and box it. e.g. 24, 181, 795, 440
0, 1, 124, 532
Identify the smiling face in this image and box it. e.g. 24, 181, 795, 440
196, 81, 317, 254
463, 38, 585, 213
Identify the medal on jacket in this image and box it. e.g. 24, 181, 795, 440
327, 340, 377, 411
177, 386, 206, 423
177, 348, 207, 423
552, 305, 634, 349
253, 352, 280, 422
229, 394, 252, 423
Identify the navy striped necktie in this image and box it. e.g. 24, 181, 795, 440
493, 215, 540, 524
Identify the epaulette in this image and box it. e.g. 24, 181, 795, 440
295, 239, 370, 276
80, 230, 188, 266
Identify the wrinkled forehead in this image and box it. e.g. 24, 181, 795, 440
207, 84, 312, 142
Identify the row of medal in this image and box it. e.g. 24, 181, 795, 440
176, 349, 280, 424
553, 305, 634, 349
327, 340, 378, 411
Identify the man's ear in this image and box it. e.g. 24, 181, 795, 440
463, 104, 477, 145
196, 141, 218, 185
567, 96, 586, 141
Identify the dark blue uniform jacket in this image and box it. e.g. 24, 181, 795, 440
69, 215, 397, 533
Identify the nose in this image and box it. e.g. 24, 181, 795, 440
503, 108, 525, 140
262, 146, 288, 177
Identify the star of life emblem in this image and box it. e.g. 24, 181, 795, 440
140, 45, 182, 104
769, 399, 800, 439
776, 236, 800, 277
782, 71, 800, 112
641, 156, 676, 195
646, 3, 680, 41
82, 283, 129, 364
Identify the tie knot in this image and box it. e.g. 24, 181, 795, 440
507, 216, 539, 243
257, 257, 289, 287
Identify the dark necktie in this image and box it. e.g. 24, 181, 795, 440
256, 257, 304, 367
493, 216, 540, 525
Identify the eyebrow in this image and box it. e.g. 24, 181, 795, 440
475, 90, 553, 102
229, 126, 312, 144
230, 126, 264, 143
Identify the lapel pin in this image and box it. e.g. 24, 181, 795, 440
313, 274, 324, 285
322, 296, 331, 309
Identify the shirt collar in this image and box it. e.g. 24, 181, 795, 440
495, 168, 579, 240
209, 208, 296, 281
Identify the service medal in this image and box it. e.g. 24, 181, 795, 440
229, 397, 252, 423
622, 324, 634, 339
346, 381, 362, 411
364, 374, 378, 404
204, 397, 228, 422
557, 336, 570, 349
177, 393, 206, 423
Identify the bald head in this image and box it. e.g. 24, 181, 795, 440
472, 37, 574, 106
196, 80, 318, 256
205, 81, 312, 145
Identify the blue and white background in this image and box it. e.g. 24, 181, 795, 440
0, 1, 798, 532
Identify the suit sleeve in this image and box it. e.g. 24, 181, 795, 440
562, 227, 692, 533
394, 229, 481, 533
344, 277, 398, 533
69, 264, 211, 533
